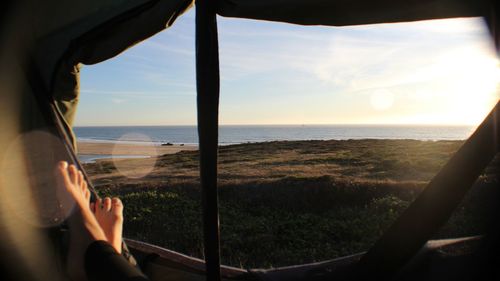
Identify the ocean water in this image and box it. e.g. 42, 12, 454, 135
78, 154, 151, 163
74, 125, 475, 145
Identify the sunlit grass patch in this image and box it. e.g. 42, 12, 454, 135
85, 139, 497, 268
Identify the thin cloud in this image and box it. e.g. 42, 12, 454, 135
80, 89, 195, 97
111, 98, 127, 104
141, 40, 193, 57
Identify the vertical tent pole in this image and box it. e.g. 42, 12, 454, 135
195, 0, 221, 281
485, 0, 499, 54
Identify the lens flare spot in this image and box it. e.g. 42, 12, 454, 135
112, 133, 158, 179
0, 130, 74, 227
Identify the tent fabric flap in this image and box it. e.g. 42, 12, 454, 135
64, 0, 194, 66
50, 0, 193, 147
52, 62, 81, 128
216, 0, 490, 26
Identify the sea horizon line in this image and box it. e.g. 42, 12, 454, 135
74, 123, 476, 128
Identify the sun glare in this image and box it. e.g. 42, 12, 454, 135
370, 89, 395, 111
364, 20, 500, 126
427, 46, 499, 125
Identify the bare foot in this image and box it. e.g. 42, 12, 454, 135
55, 161, 107, 281
74, 165, 124, 254
91, 197, 124, 254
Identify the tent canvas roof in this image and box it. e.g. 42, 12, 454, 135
0, 0, 498, 280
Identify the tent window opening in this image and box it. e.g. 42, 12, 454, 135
214, 16, 499, 268
75, 9, 205, 259
74, 10, 499, 269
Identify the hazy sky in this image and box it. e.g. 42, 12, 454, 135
75, 10, 499, 126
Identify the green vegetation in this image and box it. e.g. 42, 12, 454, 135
84, 139, 497, 268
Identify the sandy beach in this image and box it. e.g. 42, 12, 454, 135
77, 141, 197, 156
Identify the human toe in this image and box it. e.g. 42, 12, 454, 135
77, 171, 84, 188
84, 187, 90, 202
55, 161, 72, 189
103, 197, 112, 212
95, 198, 103, 215
111, 198, 123, 216
68, 164, 78, 184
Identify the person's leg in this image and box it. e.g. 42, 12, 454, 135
77, 169, 124, 254
57, 161, 148, 281
92, 197, 124, 254
55, 161, 107, 281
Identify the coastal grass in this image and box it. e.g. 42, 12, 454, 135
84, 139, 498, 268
